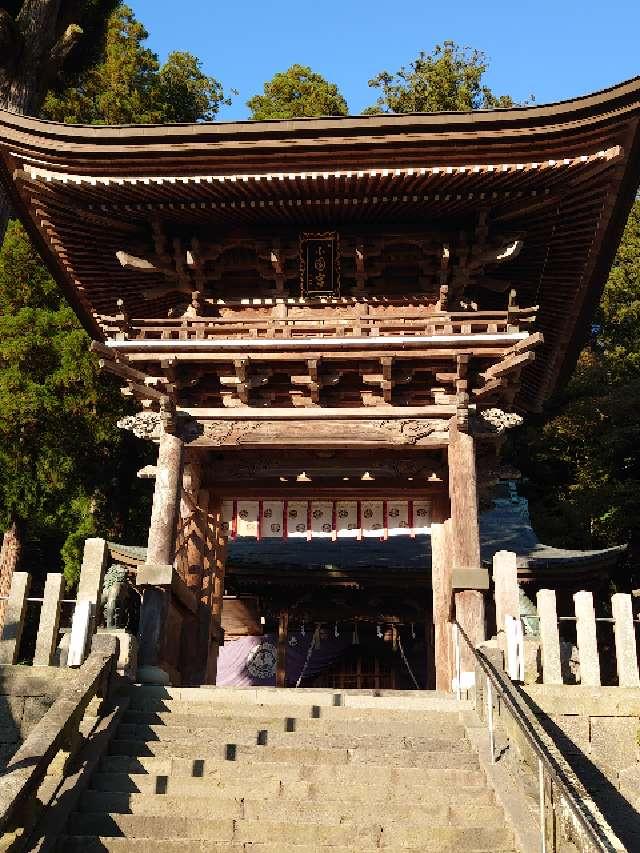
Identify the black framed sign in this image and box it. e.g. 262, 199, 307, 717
299, 232, 340, 297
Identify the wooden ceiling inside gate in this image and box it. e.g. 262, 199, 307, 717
1, 77, 639, 410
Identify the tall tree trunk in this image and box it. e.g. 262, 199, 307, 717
0, 519, 22, 630
0, 0, 83, 242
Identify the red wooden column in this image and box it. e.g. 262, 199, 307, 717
431, 497, 453, 691
448, 416, 486, 674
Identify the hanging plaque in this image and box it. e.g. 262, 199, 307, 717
300, 232, 340, 297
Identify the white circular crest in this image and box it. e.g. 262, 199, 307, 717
246, 641, 278, 679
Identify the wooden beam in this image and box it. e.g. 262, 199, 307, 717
185, 416, 450, 449
481, 350, 536, 381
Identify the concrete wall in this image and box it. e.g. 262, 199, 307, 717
0, 666, 67, 768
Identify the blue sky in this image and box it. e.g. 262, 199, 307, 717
131, 0, 639, 121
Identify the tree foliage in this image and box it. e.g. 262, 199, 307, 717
0, 0, 118, 240
247, 64, 348, 120
0, 222, 152, 585
43, 5, 230, 124
365, 41, 516, 114
0, 4, 229, 585
512, 201, 640, 567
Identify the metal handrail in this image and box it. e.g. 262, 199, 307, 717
453, 621, 626, 853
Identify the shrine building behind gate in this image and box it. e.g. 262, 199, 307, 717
1, 77, 639, 688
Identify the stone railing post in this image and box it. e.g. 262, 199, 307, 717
493, 550, 518, 640
611, 592, 640, 687
537, 589, 563, 685
33, 573, 65, 666
68, 537, 109, 667
0, 572, 31, 664
573, 590, 601, 687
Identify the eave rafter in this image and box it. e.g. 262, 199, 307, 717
1, 75, 638, 415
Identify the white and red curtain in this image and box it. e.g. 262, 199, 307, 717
221, 499, 432, 541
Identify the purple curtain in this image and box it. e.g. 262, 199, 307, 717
215, 631, 354, 687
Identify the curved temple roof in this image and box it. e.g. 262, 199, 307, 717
1, 77, 640, 409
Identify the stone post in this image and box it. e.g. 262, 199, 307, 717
77, 538, 109, 604
537, 589, 563, 685
138, 432, 184, 684
0, 572, 31, 664
76, 537, 109, 654
493, 550, 519, 638
33, 573, 65, 666
574, 590, 601, 687
611, 593, 640, 688
455, 589, 486, 676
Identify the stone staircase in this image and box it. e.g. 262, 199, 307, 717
57, 686, 519, 852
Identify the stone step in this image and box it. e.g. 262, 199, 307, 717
121, 708, 468, 735
91, 764, 488, 803
126, 698, 470, 723
125, 731, 469, 753
114, 722, 471, 751
67, 814, 513, 849
87, 765, 487, 802
59, 838, 517, 853
108, 739, 480, 768
128, 686, 470, 713
131, 684, 462, 710
117, 726, 473, 754
78, 791, 504, 826
97, 758, 489, 789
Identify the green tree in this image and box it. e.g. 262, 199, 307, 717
365, 41, 516, 114
43, 5, 231, 125
0, 4, 228, 584
0, 0, 118, 239
247, 64, 348, 120
512, 200, 640, 571
0, 221, 152, 584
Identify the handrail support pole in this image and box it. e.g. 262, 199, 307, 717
539, 757, 547, 853
454, 622, 462, 700
486, 675, 495, 764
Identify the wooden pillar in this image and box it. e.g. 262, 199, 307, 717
138, 432, 184, 681
448, 416, 481, 573
431, 498, 453, 692
178, 462, 207, 686
276, 611, 289, 687
448, 416, 485, 657
146, 432, 184, 566
201, 492, 228, 685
